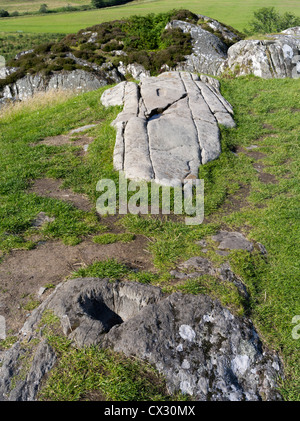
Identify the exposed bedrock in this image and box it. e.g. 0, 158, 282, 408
101, 71, 235, 187
0, 278, 283, 401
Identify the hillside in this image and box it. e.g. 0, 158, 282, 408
0, 8, 299, 402
0, 0, 299, 33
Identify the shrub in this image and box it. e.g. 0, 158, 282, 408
50, 43, 71, 53
39, 4, 48, 14
92, 0, 105, 8
169, 9, 198, 23
246, 7, 300, 34
34, 43, 54, 54
0, 9, 9, 17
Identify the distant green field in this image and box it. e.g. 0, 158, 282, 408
0, 0, 299, 33
0, 0, 88, 14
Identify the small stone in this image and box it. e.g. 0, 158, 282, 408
211, 231, 254, 252
69, 124, 97, 134
37, 287, 47, 297
32, 212, 55, 228
195, 239, 207, 247
257, 242, 268, 255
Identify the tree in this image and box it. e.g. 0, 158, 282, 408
247, 7, 300, 34
39, 4, 49, 13
0, 9, 9, 17
91, 0, 105, 8
91, 0, 129, 9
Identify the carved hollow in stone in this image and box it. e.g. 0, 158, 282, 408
100, 71, 236, 187
1, 278, 283, 401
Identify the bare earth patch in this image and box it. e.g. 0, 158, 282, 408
28, 178, 93, 211
235, 146, 278, 185
0, 235, 153, 334
36, 134, 94, 148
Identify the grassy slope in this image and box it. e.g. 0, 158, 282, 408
0, 0, 299, 33
0, 74, 299, 400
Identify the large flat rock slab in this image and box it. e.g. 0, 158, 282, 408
101, 71, 235, 186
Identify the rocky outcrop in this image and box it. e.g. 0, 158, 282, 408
0, 340, 56, 401
101, 71, 235, 186
103, 291, 282, 401
166, 20, 228, 76
0, 278, 283, 401
223, 29, 300, 78
197, 14, 243, 46
117, 62, 150, 81
0, 67, 123, 103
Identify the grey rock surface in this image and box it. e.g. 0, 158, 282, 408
118, 62, 150, 80
197, 14, 242, 45
282, 27, 300, 36
101, 71, 235, 186
21, 278, 163, 347
0, 339, 56, 401
102, 291, 282, 401
69, 124, 97, 134
31, 212, 55, 228
223, 29, 300, 78
0, 278, 283, 401
0, 68, 123, 102
166, 20, 228, 76
211, 231, 254, 252
171, 255, 249, 298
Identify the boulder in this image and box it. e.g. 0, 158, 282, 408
103, 291, 282, 401
0, 278, 283, 401
101, 71, 236, 187
211, 231, 254, 252
117, 62, 150, 80
166, 20, 228, 76
223, 29, 300, 78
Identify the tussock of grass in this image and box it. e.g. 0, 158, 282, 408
72, 258, 130, 279
165, 275, 246, 316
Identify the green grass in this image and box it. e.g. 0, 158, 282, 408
39, 340, 175, 401
0, 86, 120, 251
36, 309, 186, 401
0, 74, 299, 400
0, 0, 299, 33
